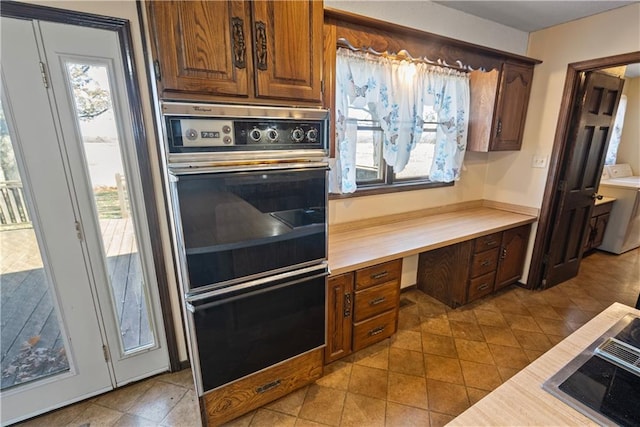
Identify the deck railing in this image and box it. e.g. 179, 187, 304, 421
0, 181, 30, 228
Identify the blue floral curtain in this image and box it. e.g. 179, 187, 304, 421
332, 48, 470, 193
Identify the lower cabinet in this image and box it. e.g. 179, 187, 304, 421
325, 259, 402, 363
417, 224, 531, 308
583, 198, 614, 253
201, 348, 323, 426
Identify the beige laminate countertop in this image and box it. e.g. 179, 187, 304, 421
328, 207, 536, 275
449, 302, 640, 426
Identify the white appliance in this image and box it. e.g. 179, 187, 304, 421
597, 164, 640, 254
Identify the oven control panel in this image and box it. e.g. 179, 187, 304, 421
166, 117, 326, 153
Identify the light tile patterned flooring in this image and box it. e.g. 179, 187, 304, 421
16, 249, 639, 427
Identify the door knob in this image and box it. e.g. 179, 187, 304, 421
591, 193, 603, 200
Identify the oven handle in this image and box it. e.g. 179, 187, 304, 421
186, 269, 328, 313
169, 161, 329, 176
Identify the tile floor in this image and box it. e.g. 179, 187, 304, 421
16, 249, 639, 427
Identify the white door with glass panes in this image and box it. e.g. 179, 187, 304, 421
0, 17, 168, 425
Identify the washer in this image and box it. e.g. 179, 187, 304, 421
597, 164, 640, 254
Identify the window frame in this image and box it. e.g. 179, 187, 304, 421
331, 109, 453, 198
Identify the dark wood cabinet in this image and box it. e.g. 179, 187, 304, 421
468, 62, 534, 152
494, 224, 531, 290
201, 348, 323, 425
415, 242, 472, 308
146, 0, 323, 104
325, 273, 353, 364
417, 224, 531, 307
325, 259, 401, 363
583, 198, 615, 253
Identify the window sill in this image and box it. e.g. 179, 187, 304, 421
329, 180, 453, 199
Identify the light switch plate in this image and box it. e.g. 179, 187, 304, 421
532, 156, 547, 168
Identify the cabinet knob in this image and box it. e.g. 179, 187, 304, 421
255, 21, 268, 71
231, 17, 246, 69
343, 293, 352, 317
371, 271, 388, 280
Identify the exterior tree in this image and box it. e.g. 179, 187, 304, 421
68, 64, 111, 121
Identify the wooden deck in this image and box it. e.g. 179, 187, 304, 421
1, 218, 152, 389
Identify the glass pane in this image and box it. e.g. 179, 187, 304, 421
65, 63, 154, 353
351, 109, 384, 183
0, 101, 70, 390
395, 130, 436, 180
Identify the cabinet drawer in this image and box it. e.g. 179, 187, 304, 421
353, 309, 397, 352
202, 348, 323, 426
593, 201, 614, 217
470, 248, 499, 278
355, 259, 402, 290
474, 232, 501, 253
468, 272, 496, 302
353, 280, 399, 322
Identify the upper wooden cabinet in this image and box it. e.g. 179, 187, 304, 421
468, 62, 535, 151
146, 0, 324, 104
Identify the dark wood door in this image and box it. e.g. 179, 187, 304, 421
147, 1, 252, 99
251, 0, 323, 102
325, 273, 353, 363
495, 225, 531, 290
491, 62, 534, 151
543, 71, 624, 288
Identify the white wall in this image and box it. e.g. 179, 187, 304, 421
20, 0, 188, 363
483, 3, 640, 280
324, 0, 529, 55
617, 76, 640, 174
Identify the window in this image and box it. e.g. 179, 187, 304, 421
332, 48, 470, 195
351, 106, 438, 187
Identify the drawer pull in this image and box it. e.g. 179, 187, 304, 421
344, 293, 352, 317
477, 283, 490, 291
369, 296, 386, 306
369, 326, 386, 336
371, 271, 388, 280
485, 240, 497, 246
256, 379, 281, 394
481, 260, 492, 267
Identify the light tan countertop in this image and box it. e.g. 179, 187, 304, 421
328, 206, 536, 275
449, 302, 640, 426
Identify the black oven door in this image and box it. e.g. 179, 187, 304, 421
170, 164, 327, 293
185, 267, 327, 394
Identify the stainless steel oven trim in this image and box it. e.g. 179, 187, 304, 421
184, 259, 328, 300
168, 161, 329, 176
161, 101, 330, 121
185, 272, 327, 397
167, 151, 328, 166
186, 269, 328, 312
167, 165, 328, 296
185, 263, 329, 305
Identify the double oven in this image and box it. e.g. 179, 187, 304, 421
160, 103, 328, 395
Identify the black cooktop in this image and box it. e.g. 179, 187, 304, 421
543, 315, 640, 427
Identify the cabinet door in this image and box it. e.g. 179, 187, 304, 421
147, 1, 251, 99
495, 225, 531, 290
417, 241, 472, 307
325, 273, 353, 363
251, 0, 323, 102
490, 63, 534, 151
592, 213, 610, 248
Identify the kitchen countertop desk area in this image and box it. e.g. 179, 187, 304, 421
328, 205, 537, 276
